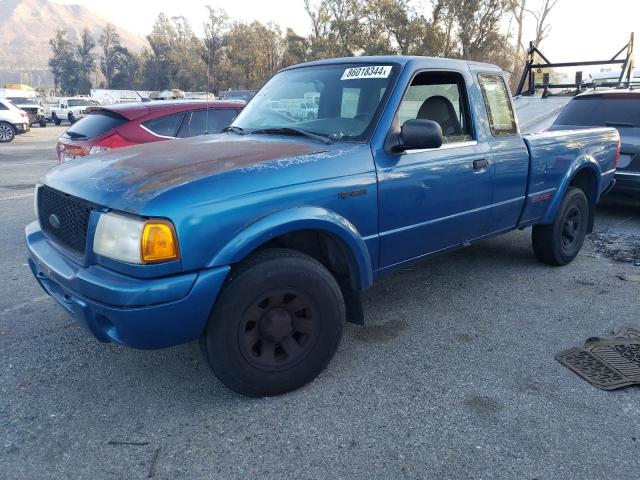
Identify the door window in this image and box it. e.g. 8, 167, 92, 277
142, 113, 185, 138
397, 71, 473, 144
478, 74, 517, 136
177, 109, 239, 138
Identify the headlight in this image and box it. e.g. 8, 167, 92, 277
93, 212, 179, 264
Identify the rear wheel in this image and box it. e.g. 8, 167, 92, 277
39, 119, 47, 128
532, 187, 589, 266
203, 248, 345, 396
52, 112, 61, 126
68, 112, 76, 125
0, 122, 16, 143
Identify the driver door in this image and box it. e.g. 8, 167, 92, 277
375, 70, 494, 268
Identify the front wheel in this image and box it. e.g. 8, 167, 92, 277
532, 187, 589, 266
68, 113, 76, 125
0, 122, 16, 143
39, 119, 47, 128
52, 113, 61, 126
203, 249, 345, 396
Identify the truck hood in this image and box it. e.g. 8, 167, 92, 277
43, 134, 324, 212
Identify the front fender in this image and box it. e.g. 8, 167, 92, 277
207, 206, 374, 290
542, 155, 601, 224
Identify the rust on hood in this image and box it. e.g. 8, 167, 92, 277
49, 134, 324, 202
110, 136, 320, 195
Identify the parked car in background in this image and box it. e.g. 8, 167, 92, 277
51, 97, 99, 125
56, 100, 244, 162
0, 98, 30, 142
28, 56, 619, 396
6, 97, 46, 127
550, 89, 639, 196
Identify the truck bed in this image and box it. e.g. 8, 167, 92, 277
519, 127, 619, 226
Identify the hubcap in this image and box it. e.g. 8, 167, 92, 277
561, 206, 582, 251
0, 125, 12, 141
239, 288, 318, 371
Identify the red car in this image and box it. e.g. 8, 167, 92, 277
56, 100, 244, 162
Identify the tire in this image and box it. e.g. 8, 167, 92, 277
0, 122, 16, 143
203, 248, 345, 396
532, 187, 589, 266
39, 119, 47, 128
52, 113, 61, 126
68, 113, 76, 125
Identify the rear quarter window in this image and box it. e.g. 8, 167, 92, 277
142, 113, 185, 138
478, 73, 517, 136
554, 95, 640, 127
64, 111, 127, 139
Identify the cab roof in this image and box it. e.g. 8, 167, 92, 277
282, 55, 502, 73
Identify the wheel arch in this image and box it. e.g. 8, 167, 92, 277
207, 206, 374, 291
543, 158, 600, 232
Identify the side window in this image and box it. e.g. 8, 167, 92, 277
206, 109, 239, 133
478, 73, 517, 136
177, 109, 239, 138
0, 102, 8, 111
397, 71, 473, 143
142, 113, 184, 138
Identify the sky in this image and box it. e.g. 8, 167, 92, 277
54, 0, 639, 71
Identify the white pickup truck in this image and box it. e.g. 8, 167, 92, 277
50, 97, 98, 125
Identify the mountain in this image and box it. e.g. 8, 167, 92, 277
0, 0, 148, 86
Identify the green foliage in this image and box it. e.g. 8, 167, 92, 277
48, 0, 530, 95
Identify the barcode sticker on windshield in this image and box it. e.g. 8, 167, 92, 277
341, 66, 392, 80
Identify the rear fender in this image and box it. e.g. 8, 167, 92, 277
542, 156, 601, 225
207, 206, 374, 290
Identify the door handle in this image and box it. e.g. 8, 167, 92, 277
473, 159, 489, 170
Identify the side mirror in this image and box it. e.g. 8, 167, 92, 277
396, 119, 443, 151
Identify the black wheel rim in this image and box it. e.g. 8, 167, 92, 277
238, 288, 319, 371
561, 205, 583, 252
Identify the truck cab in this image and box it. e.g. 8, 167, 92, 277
51, 97, 98, 125
26, 56, 619, 396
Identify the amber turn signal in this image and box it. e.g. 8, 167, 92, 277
140, 220, 179, 263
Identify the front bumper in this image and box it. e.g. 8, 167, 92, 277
25, 222, 230, 349
14, 123, 30, 133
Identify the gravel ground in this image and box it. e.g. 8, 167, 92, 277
1, 127, 639, 479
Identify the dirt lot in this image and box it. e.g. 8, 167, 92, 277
1, 127, 639, 479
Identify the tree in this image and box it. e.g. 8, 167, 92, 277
110, 47, 141, 89
220, 21, 284, 90
169, 16, 207, 90
282, 28, 309, 67
144, 13, 176, 90
304, 0, 340, 59
76, 29, 96, 93
203, 6, 230, 92
99, 24, 122, 88
508, 0, 527, 55
527, 0, 559, 48
48, 29, 83, 95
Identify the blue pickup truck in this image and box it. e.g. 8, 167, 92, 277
26, 56, 619, 396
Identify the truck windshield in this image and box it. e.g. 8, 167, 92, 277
554, 95, 640, 127
231, 63, 398, 141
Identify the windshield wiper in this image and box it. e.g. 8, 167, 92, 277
250, 127, 333, 145
605, 121, 638, 128
222, 126, 245, 135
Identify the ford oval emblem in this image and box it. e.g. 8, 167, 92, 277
48, 214, 60, 229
